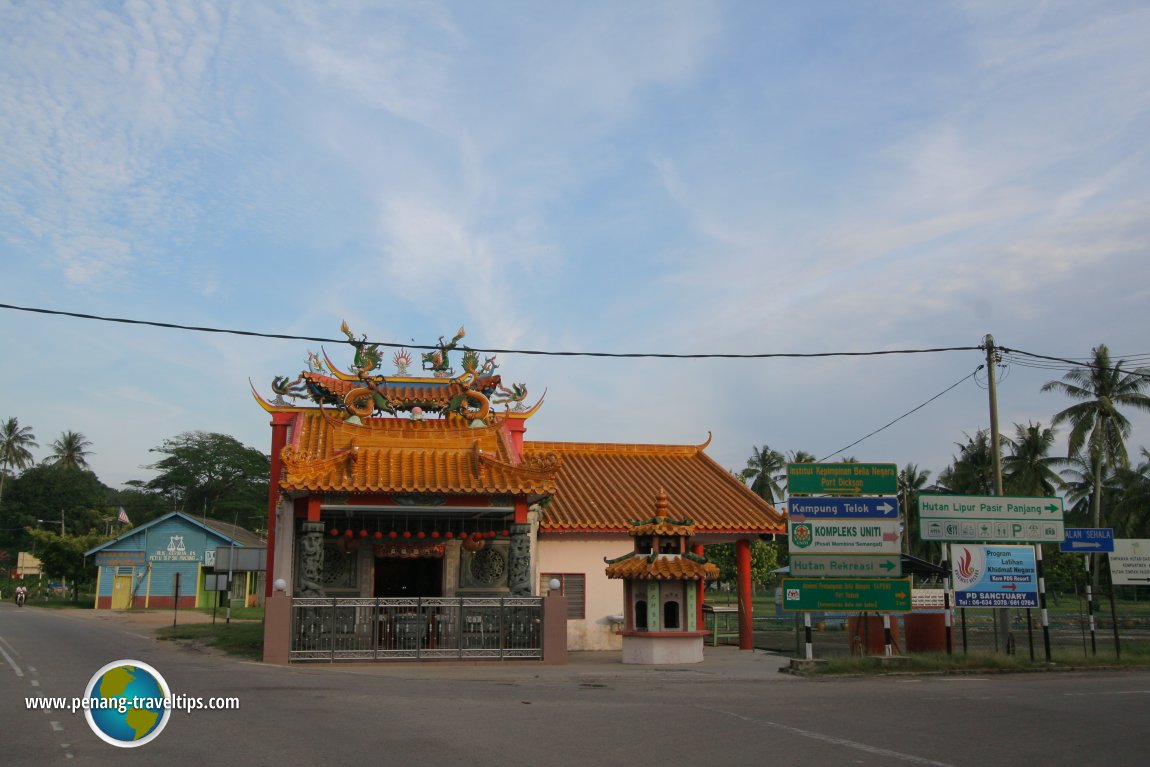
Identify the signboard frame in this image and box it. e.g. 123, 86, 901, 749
919, 494, 1065, 543
950, 544, 1038, 608
786, 463, 899, 496
780, 577, 912, 612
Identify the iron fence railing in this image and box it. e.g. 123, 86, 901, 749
290, 597, 543, 662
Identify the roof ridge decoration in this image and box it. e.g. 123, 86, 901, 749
257, 323, 539, 422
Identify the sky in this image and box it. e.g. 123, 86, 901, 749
2, 1, 1149, 497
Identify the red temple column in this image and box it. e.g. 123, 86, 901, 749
693, 544, 706, 630
264, 412, 292, 597
736, 538, 753, 650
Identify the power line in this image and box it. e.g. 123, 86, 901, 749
0, 301, 981, 360
818, 366, 984, 462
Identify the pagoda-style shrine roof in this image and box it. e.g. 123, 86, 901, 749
523, 439, 784, 539
277, 409, 559, 497
604, 554, 720, 581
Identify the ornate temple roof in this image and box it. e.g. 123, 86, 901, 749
524, 440, 784, 537
278, 410, 559, 497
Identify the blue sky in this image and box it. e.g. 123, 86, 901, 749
2, 1, 1148, 493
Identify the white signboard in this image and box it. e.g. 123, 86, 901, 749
1109, 539, 1150, 585
788, 520, 902, 554
919, 494, 1064, 542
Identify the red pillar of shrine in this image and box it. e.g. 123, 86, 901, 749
693, 543, 706, 630
264, 412, 293, 597
736, 538, 753, 650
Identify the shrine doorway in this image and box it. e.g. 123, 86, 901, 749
374, 557, 443, 597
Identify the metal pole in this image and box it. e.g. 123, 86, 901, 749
1085, 554, 1097, 655
942, 550, 953, 655
803, 612, 813, 660
1036, 544, 1052, 661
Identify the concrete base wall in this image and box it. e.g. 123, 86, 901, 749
621, 633, 706, 664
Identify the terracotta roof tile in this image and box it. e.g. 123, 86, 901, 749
604, 555, 720, 581
525, 441, 783, 535
280, 411, 558, 496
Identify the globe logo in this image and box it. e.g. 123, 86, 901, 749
82, 660, 172, 747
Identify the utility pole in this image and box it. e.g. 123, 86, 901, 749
984, 335, 1011, 654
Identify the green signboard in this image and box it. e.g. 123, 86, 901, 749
781, 577, 912, 612
788, 554, 902, 578
786, 463, 898, 495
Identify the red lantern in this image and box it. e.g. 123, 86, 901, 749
430, 531, 440, 539
344, 529, 354, 538
459, 531, 469, 539
359, 529, 368, 538
329, 528, 339, 537
500, 529, 510, 537
374, 531, 383, 540
389, 531, 398, 539
402, 530, 412, 539
445, 531, 454, 539
416, 531, 426, 539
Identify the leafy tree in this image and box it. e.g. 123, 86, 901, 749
1003, 422, 1064, 496
144, 432, 270, 529
1042, 344, 1150, 530
0, 464, 110, 549
741, 445, 786, 503
45, 431, 94, 471
0, 416, 38, 506
1111, 448, 1150, 538
25, 528, 108, 602
704, 540, 781, 590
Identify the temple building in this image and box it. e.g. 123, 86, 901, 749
256, 325, 783, 659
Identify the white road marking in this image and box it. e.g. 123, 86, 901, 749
30, 679, 39, 686
703, 706, 955, 766
0, 642, 24, 677
51, 722, 64, 732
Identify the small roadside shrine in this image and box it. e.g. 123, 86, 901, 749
84, 511, 265, 610
605, 490, 720, 663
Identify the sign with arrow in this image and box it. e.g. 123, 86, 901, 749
950, 544, 1038, 608
789, 554, 902, 578
1109, 539, 1150, 585
789, 497, 899, 520
781, 577, 912, 612
1060, 527, 1115, 553
919, 494, 1065, 542
788, 520, 902, 554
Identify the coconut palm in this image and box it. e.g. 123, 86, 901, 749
741, 445, 786, 504
46, 431, 94, 471
898, 463, 932, 559
1, 416, 38, 505
1002, 421, 1064, 497
937, 430, 1000, 495
1042, 344, 1150, 529
1111, 448, 1150, 538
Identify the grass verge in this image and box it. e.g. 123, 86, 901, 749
803, 644, 1150, 675
156, 621, 264, 661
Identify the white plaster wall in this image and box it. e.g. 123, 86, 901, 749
536, 535, 630, 651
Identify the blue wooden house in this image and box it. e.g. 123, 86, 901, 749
85, 511, 264, 610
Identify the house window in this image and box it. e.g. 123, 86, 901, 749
540, 573, 586, 619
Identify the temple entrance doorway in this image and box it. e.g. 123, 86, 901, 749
374, 557, 443, 597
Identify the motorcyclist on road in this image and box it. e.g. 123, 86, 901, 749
14, 585, 27, 606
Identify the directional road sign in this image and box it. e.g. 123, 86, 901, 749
786, 463, 898, 496
781, 577, 912, 612
1109, 539, 1150, 585
1060, 528, 1115, 553
919, 494, 1064, 543
789, 554, 902, 578
788, 520, 902, 554
789, 497, 899, 520
950, 544, 1038, 608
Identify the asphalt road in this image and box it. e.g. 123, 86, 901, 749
1, 602, 1147, 766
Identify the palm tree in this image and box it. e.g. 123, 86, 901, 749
937, 430, 999, 495
1, 416, 38, 505
46, 431, 94, 471
1002, 421, 1064, 497
1111, 448, 1150, 538
1042, 344, 1150, 530
898, 463, 932, 559
742, 445, 786, 503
